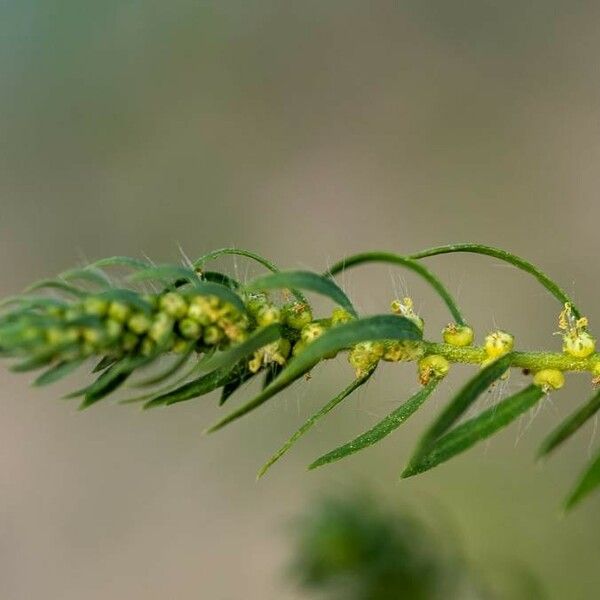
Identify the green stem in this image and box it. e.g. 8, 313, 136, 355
421, 342, 600, 374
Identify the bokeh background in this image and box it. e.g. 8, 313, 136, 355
1, 2, 600, 598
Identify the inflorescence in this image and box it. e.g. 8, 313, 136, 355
1, 245, 600, 509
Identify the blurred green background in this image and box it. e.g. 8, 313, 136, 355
1, 2, 600, 598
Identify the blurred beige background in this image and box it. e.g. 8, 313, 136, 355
1, 1, 600, 598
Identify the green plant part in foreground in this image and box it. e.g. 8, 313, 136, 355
1, 245, 600, 509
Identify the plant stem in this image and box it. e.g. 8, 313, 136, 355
422, 342, 600, 374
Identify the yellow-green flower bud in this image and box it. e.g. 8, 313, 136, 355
108, 301, 131, 323
171, 338, 189, 354
82, 327, 104, 347
563, 331, 596, 358
127, 313, 152, 335
203, 325, 223, 345
442, 324, 474, 347
382, 340, 424, 362
105, 319, 123, 341
159, 292, 188, 319
484, 330, 514, 359
179, 318, 201, 340
390, 297, 424, 332
245, 294, 268, 317
149, 313, 174, 343
283, 302, 313, 330
256, 305, 281, 327
418, 355, 450, 385
301, 323, 325, 344
141, 338, 155, 356
331, 307, 354, 326
122, 332, 139, 351
348, 342, 385, 377
83, 297, 109, 317
533, 368, 565, 391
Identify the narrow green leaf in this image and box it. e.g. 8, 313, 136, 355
132, 346, 194, 388
10, 353, 56, 372
60, 267, 112, 288
91, 256, 150, 271
194, 247, 307, 304
326, 252, 464, 325
263, 362, 283, 390
128, 264, 200, 285
410, 243, 581, 318
182, 282, 247, 315
24, 279, 85, 298
310, 377, 440, 470
565, 449, 600, 510
144, 366, 235, 408
34, 359, 86, 386
92, 355, 118, 373
247, 270, 357, 317
538, 389, 600, 458
258, 369, 375, 478
411, 353, 514, 461
220, 363, 256, 405
403, 384, 544, 478
207, 314, 422, 433
79, 356, 150, 408
201, 271, 240, 290
200, 324, 282, 373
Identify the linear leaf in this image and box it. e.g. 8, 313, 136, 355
326, 252, 464, 325
129, 264, 200, 285
144, 366, 235, 408
403, 384, 544, 478
91, 256, 150, 271
34, 359, 86, 386
95, 288, 154, 313
310, 377, 440, 470
220, 363, 256, 405
263, 362, 283, 390
538, 389, 600, 458
60, 267, 112, 288
194, 247, 307, 304
258, 369, 375, 478
24, 279, 85, 298
247, 271, 357, 317
201, 271, 240, 290
200, 324, 282, 373
565, 450, 600, 510
410, 244, 581, 318
132, 346, 194, 388
207, 314, 422, 433
410, 353, 514, 462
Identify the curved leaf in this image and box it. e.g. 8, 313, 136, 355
129, 265, 200, 285
24, 279, 86, 298
201, 271, 240, 290
34, 358, 86, 386
538, 389, 600, 458
60, 267, 112, 288
565, 449, 600, 510
207, 314, 422, 433
194, 247, 307, 304
132, 345, 195, 388
144, 365, 236, 408
91, 256, 150, 271
310, 377, 440, 470
410, 244, 581, 318
410, 353, 514, 462
247, 270, 357, 317
258, 369, 375, 478
403, 384, 544, 478
326, 252, 464, 325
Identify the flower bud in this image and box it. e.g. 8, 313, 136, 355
533, 368, 565, 391
301, 323, 325, 344
108, 301, 131, 323
563, 331, 596, 358
83, 297, 109, 317
203, 325, 223, 345
390, 297, 424, 332
127, 313, 152, 335
442, 324, 474, 347
105, 319, 123, 341
331, 307, 354, 327
159, 292, 188, 319
179, 318, 201, 340
283, 303, 313, 330
484, 330, 514, 359
418, 355, 450, 385
149, 313, 174, 343
348, 342, 385, 377
256, 305, 281, 327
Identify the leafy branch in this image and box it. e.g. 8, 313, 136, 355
1, 244, 599, 509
